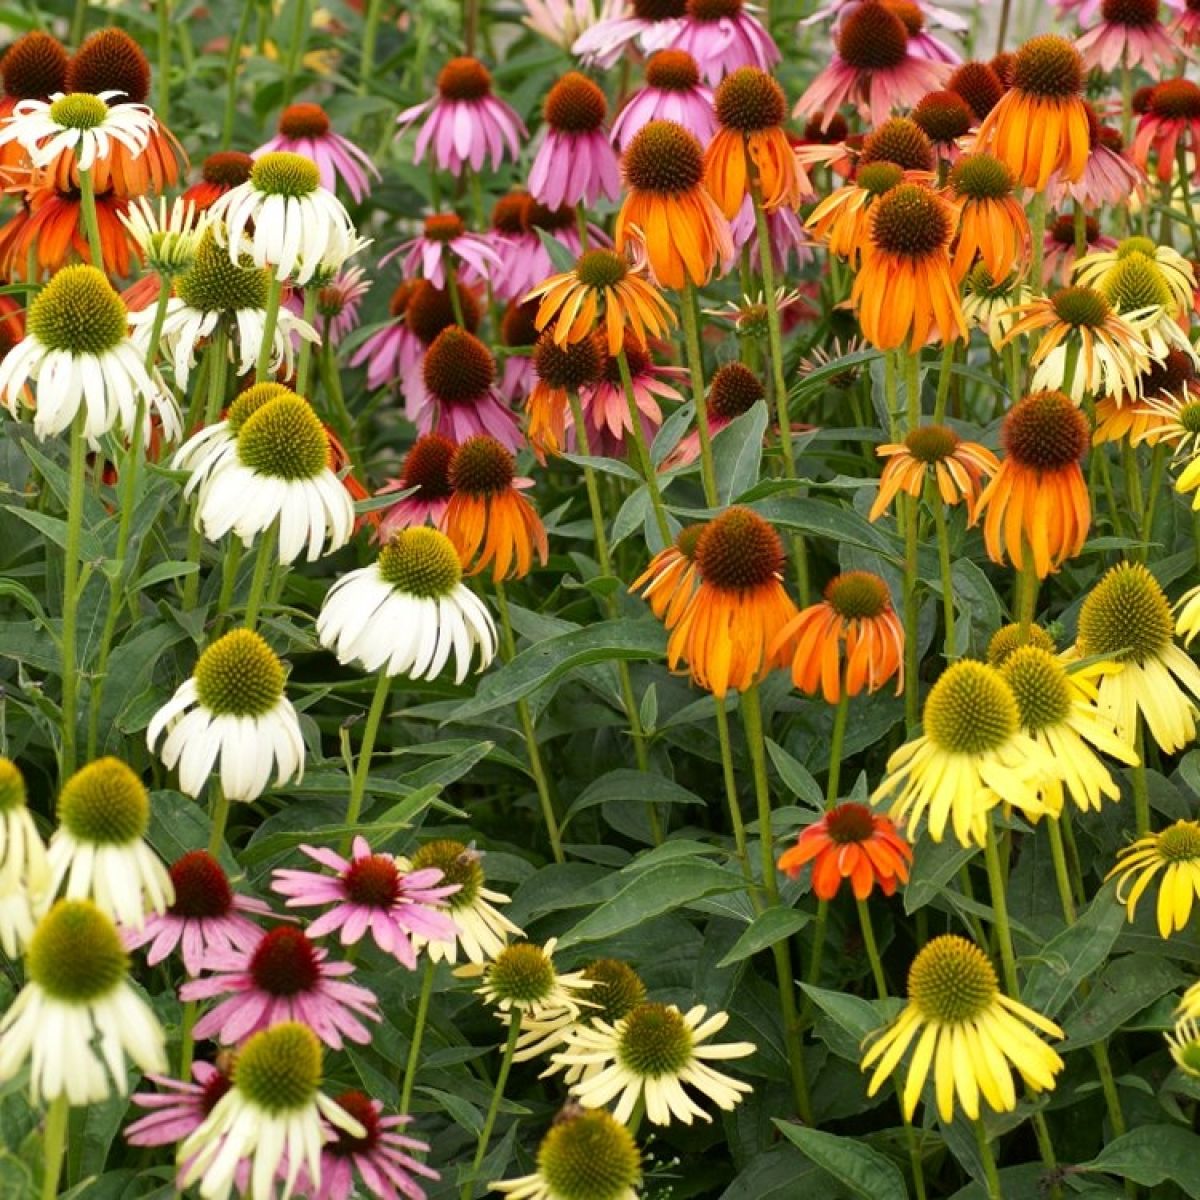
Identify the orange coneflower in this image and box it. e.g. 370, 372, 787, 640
523, 246, 676, 356
975, 391, 1091, 579
630, 522, 704, 625
664, 507, 797, 697
614, 118, 734, 290
182, 151, 255, 212
444, 435, 549, 581
778, 802, 913, 900
772, 570, 904, 702
869, 424, 999, 522
851, 181, 967, 352
525, 331, 604, 459
703, 67, 808, 219
975, 34, 1089, 191
0, 182, 133, 279
947, 152, 1028, 282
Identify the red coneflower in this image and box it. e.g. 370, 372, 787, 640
778, 802, 913, 900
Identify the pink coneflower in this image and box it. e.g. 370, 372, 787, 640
911, 89, 973, 163
611, 50, 716, 151
126, 1061, 233, 1148
488, 194, 607, 303
299, 1092, 439, 1200
1133, 79, 1200, 185
396, 57, 526, 175
271, 837, 457, 968
794, 0, 949, 130
581, 336, 683, 457
384, 213, 502, 287
664, 360, 764, 468
1045, 112, 1146, 207
376, 433, 457, 539
572, 0, 687, 69
121, 851, 272, 977
531, 72, 621, 209
802, 0, 970, 35
664, 0, 780, 84
1076, 0, 1179, 72
498, 299, 539, 403
182, 151, 254, 213
181, 926, 381, 1049
255, 103, 380, 203
1171, 0, 1200, 44
351, 281, 422, 392
882, 0, 961, 63
1042, 213, 1118, 287
314, 266, 370, 344
522, 0, 625, 48
729, 198, 813, 273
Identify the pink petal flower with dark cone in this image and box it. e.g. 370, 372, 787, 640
351, 280, 424, 393
126, 1061, 233, 1147
661, 0, 780, 84
181, 926, 381, 1049
611, 50, 717, 151
529, 73, 620, 209
121, 850, 272, 977
270, 837, 458, 968
255, 103, 380, 202
382, 213, 503, 288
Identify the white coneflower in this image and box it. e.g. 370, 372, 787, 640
210, 150, 359, 284
555, 1002, 755, 1126
181, 391, 354, 564
171, 381, 293, 480
317, 526, 498, 683
130, 228, 319, 387
178, 1021, 365, 1200
46, 758, 173, 931
0, 757, 49, 957
0, 89, 154, 170
492, 1107, 641, 1200
0, 899, 166, 1104
0, 264, 178, 442
406, 839, 523, 964
146, 628, 305, 803
119, 193, 209, 277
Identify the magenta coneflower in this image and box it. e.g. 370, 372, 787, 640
376, 433, 457, 539
126, 1061, 233, 1148
351, 281, 422, 392
181, 926, 381, 1049
581, 336, 683, 457
1171, 0, 1200, 44
121, 851, 272, 977
1042, 213, 1117, 287
531, 72, 621, 209
572, 0, 687, 69
1045, 111, 1145, 208
883, 0, 961, 63
255, 103, 380, 202
314, 266, 370, 344
1133, 79, 1200, 185
488, 194, 606, 302
664, 0, 780, 83
299, 1092, 439, 1200
664, 359, 764, 468
794, 1, 949, 129
383, 213, 502, 287
396, 56, 526, 175
271, 837, 457, 968
730, 197, 813, 273
611, 50, 715, 151
802, 0, 970, 36
415, 326, 523, 450
1077, 0, 1178, 72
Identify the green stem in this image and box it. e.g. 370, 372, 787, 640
982, 813, 1018, 994
1138, 443, 1166, 560
741, 684, 812, 1122
1016, 554, 1039, 644
281, 0, 310, 106
178, 998, 198, 1080
902, 490, 920, 734
59, 414, 88, 781
343, 672, 391, 853
1028, 192, 1047, 298
1132, 720, 1150, 836
221, 0, 257, 150
1047, 818, 1076, 924
800, 898, 829, 1024
295, 287, 318, 397
932, 341, 955, 424
77, 168, 105, 273
242, 525, 277, 631
207, 784, 230, 855
359, 0, 385, 94
256, 275, 284, 382
157, 0, 172, 125
680, 281, 719, 508
715, 701, 754, 889
932, 492, 957, 662
616, 346, 671, 545
495, 582, 564, 864
462, 1013, 521, 1200
975, 1119, 1003, 1200
399, 959, 436, 1113
41, 1094, 69, 1200
856, 898, 887, 999
215, 539, 244, 626
825, 688, 850, 806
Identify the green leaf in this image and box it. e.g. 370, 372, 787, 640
765, 739, 824, 810
557, 857, 746, 949
802, 984, 897, 1047
772, 1122, 908, 1200
719, 1145, 829, 1199
1077, 1125, 1200, 1197
714, 400, 768, 505
757, 497, 901, 562
904, 837, 977, 914
561, 769, 702, 830
717, 907, 810, 967
133, 561, 200, 591
1022, 893, 1125, 1018
4, 506, 104, 560
1061, 953, 1185, 1049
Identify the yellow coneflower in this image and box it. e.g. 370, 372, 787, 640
869, 423, 999, 523
1073, 235, 1196, 319
1106, 820, 1200, 938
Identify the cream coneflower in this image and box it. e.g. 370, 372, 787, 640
209, 150, 358, 284
869, 423, 998, 522
975, 34, 1089, 190
527, 331, 605, 458
0, 758, 48, 957
119, 193, 209, 278
630, 523, 704, 625
491, 1107, 641, 1200
665, 507, 798, 698
46, 758, 173, 931
703, 67, 807, 219
1133, 365, 1200, 456
171, 381, 291, 483
772, 570, 905, 702
614, 119, 734, 289
0, 900, 166, 1104
947, 152, 1028, 282
855, 181, 967, 352
961, 263, 1030, 350
407, 840, 524, 964
1106, 820, 1200, 937
0, 264, 177, 443
1001, 645, 1137, 816
1000, 286, 1152, 405
862, 934, 1064, 1121
1176, 977, 1200, 1024
975, 391, 1091, 579
555, 1002, 755, 1125
146, 628, 305, 803
1073, 561, 1200, 753
317, 527, 498, 683
986, 622, 1057, 667
872, 659, 1053, 846
443, 435, 550, 581
1074, 235, 1196, 320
